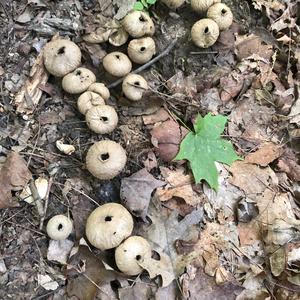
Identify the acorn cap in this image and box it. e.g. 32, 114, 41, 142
77, 91, 105, 115
85, 105, 118, 134
207, 3, 233, 31
128, 37, 156, 64
122, 74, 148, 101
191, 18, 220, 48
43, 39, 82, 77
85, 203, 133, 250
115, 236, 152, 275
191, 0, 214, 13
122, 11, 155, 38
161, 0, 185, 9
62, 67, 96, 94
88, 83, 110, 101
103, 52, 132, 77
86, 140, 127, 180
46, 215, 73, 240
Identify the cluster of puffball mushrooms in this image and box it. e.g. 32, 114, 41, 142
47, 204, 152, 276
163, 0, 233, 48
43, 2, 233, 277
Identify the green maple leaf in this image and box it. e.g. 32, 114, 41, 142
175, 113, 241, 190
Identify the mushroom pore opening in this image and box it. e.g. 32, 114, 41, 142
76, 70, 82, 76
100, 153, 110, 161
139, 15, 146, 22
221, 9, 227, 15
134, 81, 140, 86
136, 255, 142, 261
100, 116, 109, 122
58, 223, 63, 231
115, 54, 120, 59
57, 46, 65, 55
140, 46, 146, 52
105, 216, 113, 222
204, 26, 209, 34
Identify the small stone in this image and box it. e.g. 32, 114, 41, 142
4, 81, 14, 91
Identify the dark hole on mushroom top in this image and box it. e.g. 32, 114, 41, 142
140, 46, 146, 52
76, 70, 82, 76
101, 153, 110, 161
139, 16, 146, 22
100, 116, 108, 122
57, 46, 65, 55
58, 223, 63, 231
136, 255, 142, 261
221, 9, 227, 14
113, 231, 116, 235
134, 81, 140, 86
115, 55, 120, 59
204, 26, 209, 34
105, 215, 112, 222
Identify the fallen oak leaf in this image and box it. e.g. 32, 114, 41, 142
120, 168, 165, 219
0, 151, 32, 209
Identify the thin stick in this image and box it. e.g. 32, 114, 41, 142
190, 51, 218, 55
39, 177, 53, 230
108, 39, 178, 89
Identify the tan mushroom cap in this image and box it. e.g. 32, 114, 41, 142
62, 67, 96, 94
207, 3, 233, 31
122, 74, 148, 101
85, 105, 118, 134
46, 215, 73, 240
88, 83, 110, 101
86, 140, 127, 180
115, 236, 152, 275
43, 39, 82, 77
122, 11, 155, 38
161, 0, 185, 9
85, 203, 133, 250
128, 37, 156, 64
191, 19, 220, 48
191, 0, 214, 13
103, 52, 132, 77
77, 91, 105, 115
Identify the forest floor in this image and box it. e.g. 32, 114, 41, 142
0, 0, 299, 299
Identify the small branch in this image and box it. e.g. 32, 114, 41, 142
29, 180, 44, 217
39, 177, 53, 230
190, 51, 218, 55
108, 39, 178, 89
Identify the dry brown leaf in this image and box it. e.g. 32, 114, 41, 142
276, 149, 300, 182
245, 142, 284, 166
120, 168, 165, 219
0, 152, 32, 209
155, 167, 204, 207
220, 71, 245, 102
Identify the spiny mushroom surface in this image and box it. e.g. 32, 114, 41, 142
103, 52, 132, 77
86, 140, 127, 180
122, 74, 148, 101
85, 105, 118, 134
115, 236, 152, 275
207, 3, 233, 31
88, 83, 110, 101
123, 11, 155, 38
128, 37, 156, 64
46, 215, 73, 240
85, 203, 133, 250
62, 67, 96, 94
191, 18, 219, 48
77, 91, 105, 115
191, 0, 214, 13
161, 0, 185, 9
43, 39, 82, 77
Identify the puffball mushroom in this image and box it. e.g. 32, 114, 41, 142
191, 18, 220, 48
77, 91, 105, 115
86, 140, 127, 180
103, 52, 132, 77
43, 39, 82, 77
85, 203, 133, 250
191, 0, 214, 13
62, 67, 96, 94
88, 83, 110, 101
127, 37, 156, 64
161, 0, 185, 9
207, 3, 233, 31
46, 215, 73, 240
115, 236, 152, 276
122, 74, 148, 101
122, 11, 155, 38
85, 105, 118, 134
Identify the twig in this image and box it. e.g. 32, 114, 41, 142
39, 177, 53, 230
190, 51, 218, 55
29, 179, 44, 217
108, 39, 178, 89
